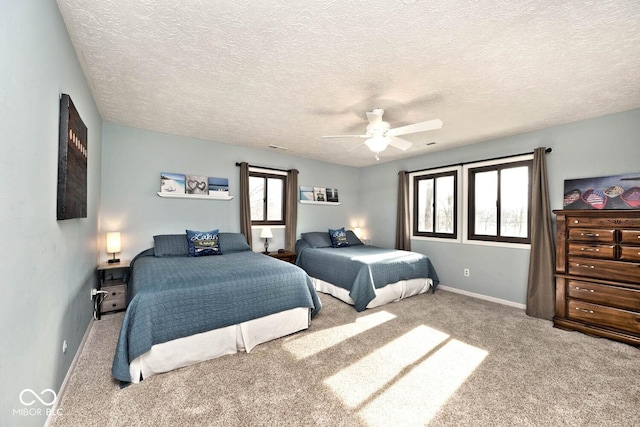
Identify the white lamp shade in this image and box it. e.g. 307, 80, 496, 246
260, 227, 273, 239
106, 232, 122, 254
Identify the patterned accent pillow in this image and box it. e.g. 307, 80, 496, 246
153, 234, 189, 257
186, 229, 221, 257
328, 227, 350, 248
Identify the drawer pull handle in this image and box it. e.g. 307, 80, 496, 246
574, 287, 594, 293
575, 307, 594, 314
581, 233, 600, 237
574, 220, 579, 224
575, 263, 595, 269
580, 247, 599, 252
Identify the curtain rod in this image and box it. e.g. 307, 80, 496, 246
406, 147, 552, 174
235, 162, 289, 173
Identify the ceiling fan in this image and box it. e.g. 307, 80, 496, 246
321, 108, 443, 160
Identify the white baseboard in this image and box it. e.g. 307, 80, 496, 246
438, 285, 526, 310
45, 318, 94, 427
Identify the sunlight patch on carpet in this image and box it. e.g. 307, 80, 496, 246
324, 325, 449, 408
358, 339, 488, 427
282, 310, 396, 360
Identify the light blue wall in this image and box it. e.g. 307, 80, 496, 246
2, 3, 639, 424
0, 1, 102, 425
100, 123, 361, 260
359, 108, 640, 305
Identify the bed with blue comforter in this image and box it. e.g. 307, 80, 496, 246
295, 230, 439, 312
112, 232, 321, 383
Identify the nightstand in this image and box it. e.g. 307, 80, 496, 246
266, 251, 297, 264
96, 260, 130, 318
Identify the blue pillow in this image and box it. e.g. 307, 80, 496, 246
301, 232, 333, 248
346, 230, 363, 246
153, 234, 189, 257
328, 227, 349, 248
186, 229, 221, 257
218, 232, 251, 253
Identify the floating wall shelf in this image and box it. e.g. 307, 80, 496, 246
299, 200, 341, 206
156, 192, 233, 201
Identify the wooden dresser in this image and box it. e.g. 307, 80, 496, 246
553, 210, 640, 346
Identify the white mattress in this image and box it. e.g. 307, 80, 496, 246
128, 307, 310, 383
312, 277, 432, 309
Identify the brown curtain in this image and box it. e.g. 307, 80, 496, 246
526, 147, 555, 320
395, 171, 411, 250
239, 162, 253, 248
285, 169, 299, 252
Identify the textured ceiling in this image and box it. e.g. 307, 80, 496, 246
56, 0, 640, 167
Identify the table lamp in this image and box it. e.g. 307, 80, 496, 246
106, 232, 121, 263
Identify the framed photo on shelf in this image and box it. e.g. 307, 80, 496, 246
299, 186, 314, 201
185, 175, 208, 195
313, 187, 327, 202
160, 172, 186, 194
326, 188, 339, 202
208, 177, 229, 196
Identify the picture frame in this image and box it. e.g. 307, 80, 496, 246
57, 94, 88, 220
563, 173, 640, 210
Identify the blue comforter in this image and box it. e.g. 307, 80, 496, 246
112, 250, 321, 382
296, 241, 439, 312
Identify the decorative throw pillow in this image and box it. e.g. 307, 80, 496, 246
301, 232, 333, 248
328, 227, 350, 248
153, 234, 189, 257
186, 229, 221, 257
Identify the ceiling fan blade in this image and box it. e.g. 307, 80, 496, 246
388, 136, 412, 151
348, 142, 366, 152
321, 134, 368, 139
387, 119, 443, 137
366, 109, 383, 126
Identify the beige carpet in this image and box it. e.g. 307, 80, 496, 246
51, 290, 639, 426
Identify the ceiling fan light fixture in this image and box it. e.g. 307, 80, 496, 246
364, 135, 390, 153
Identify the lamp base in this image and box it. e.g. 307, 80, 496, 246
108, 258, 120, 264
262, 251, 270, 255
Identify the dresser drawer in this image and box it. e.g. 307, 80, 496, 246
567, 216, 640, 228
567, 280, 640, 311
567, 243, 615, 259
619, 246, 640, 262
568, 256, 640, 284
100, 284, 126, 313
568, 228, 616, 243
620, 229, 640, 244
567, 300, 640, 335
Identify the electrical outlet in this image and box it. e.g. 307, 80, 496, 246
91, 288, 98, 300
464, 268, 470, 277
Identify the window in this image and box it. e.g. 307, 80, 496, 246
413, 170, 458, 239
467, 159, 532, 244
249, 171, 286, 225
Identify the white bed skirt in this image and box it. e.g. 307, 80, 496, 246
312, 277, 432, 309
128, 307, 310, 383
